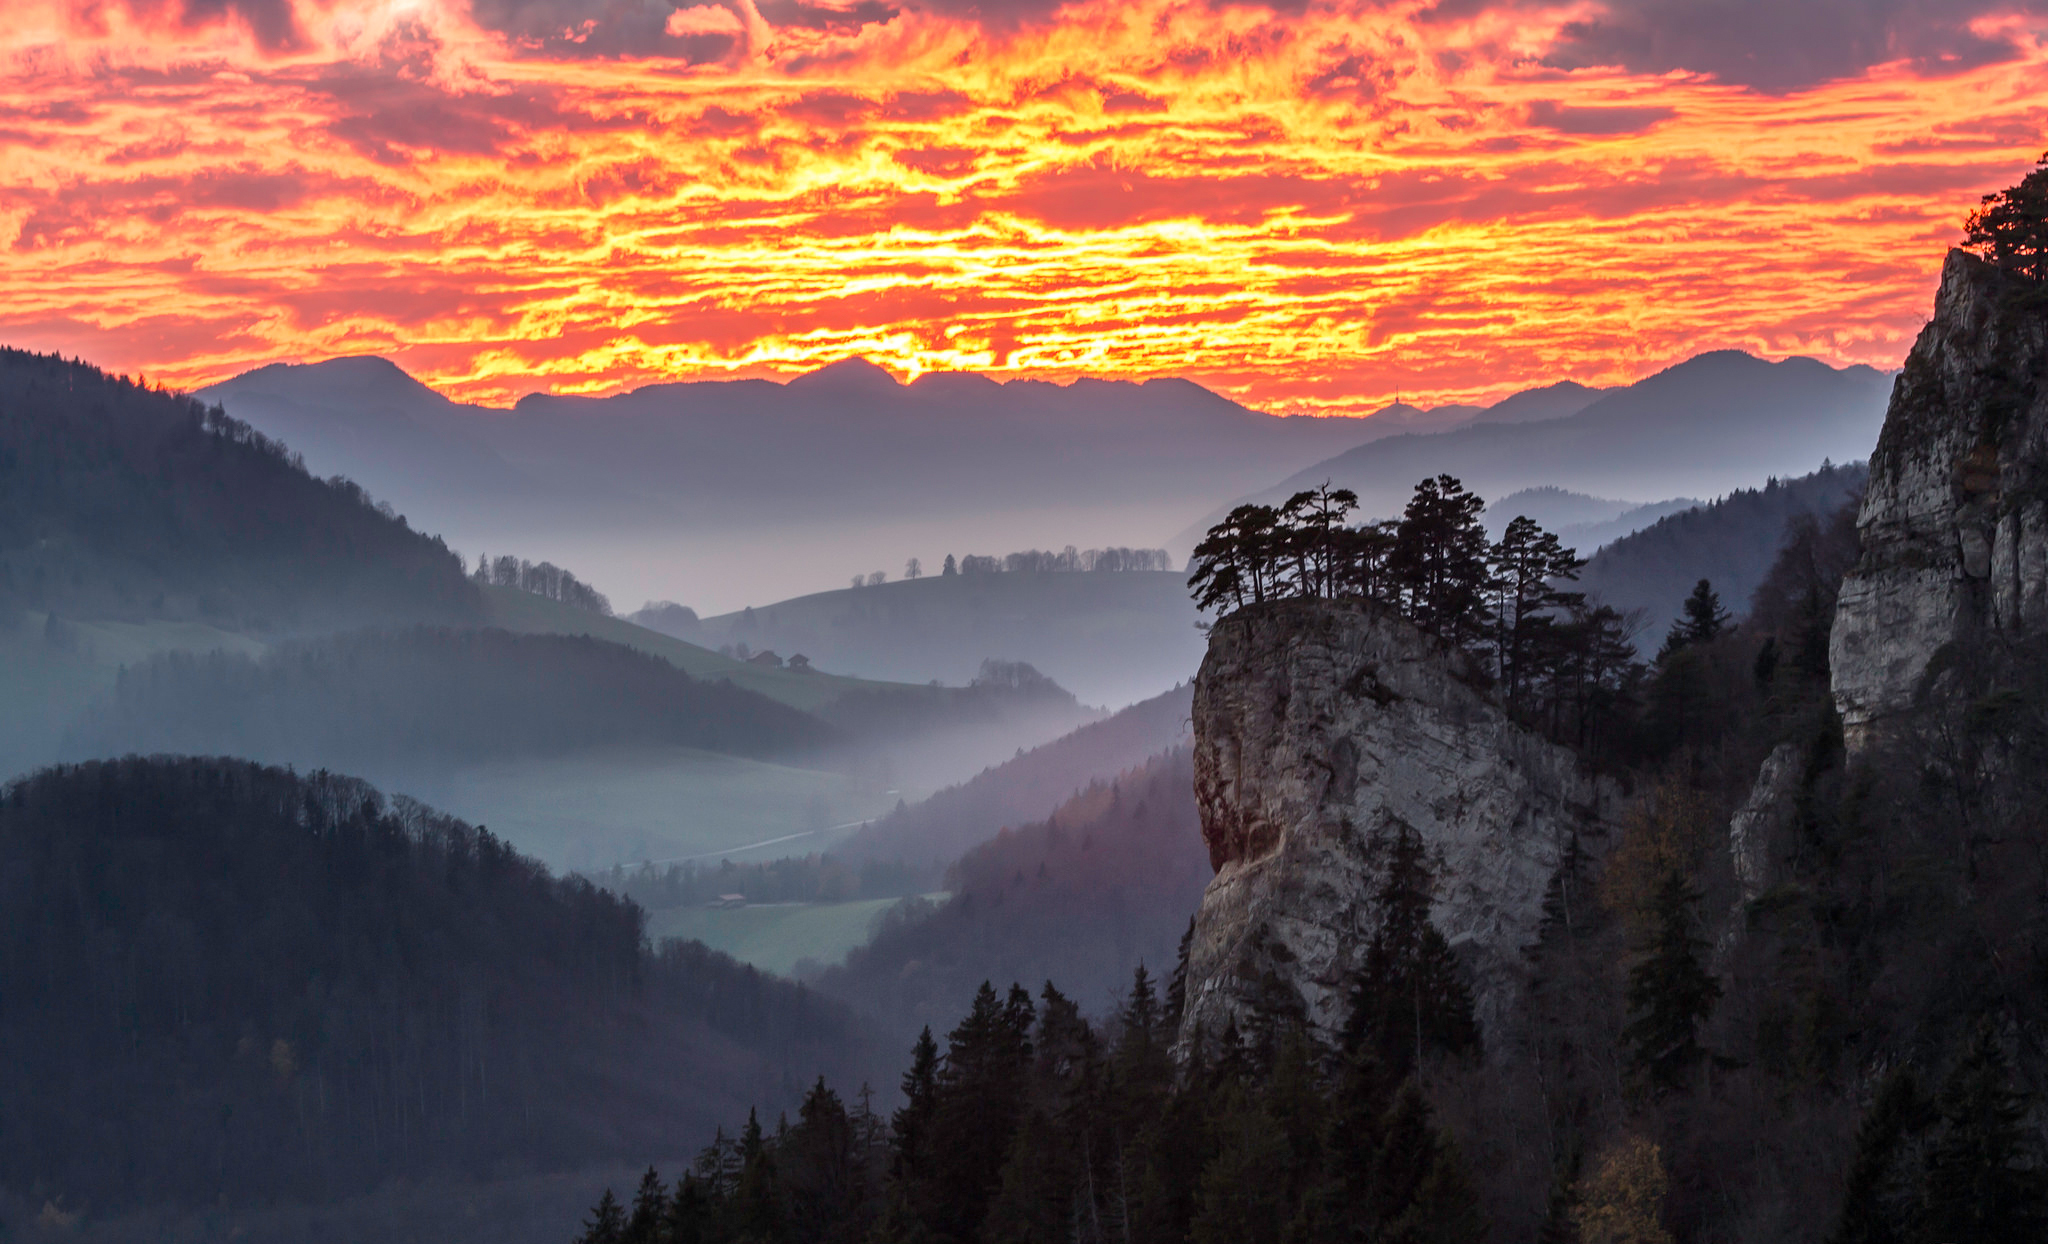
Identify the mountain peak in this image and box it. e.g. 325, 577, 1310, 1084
786, 356, 902, 393
205, 355, 449, 409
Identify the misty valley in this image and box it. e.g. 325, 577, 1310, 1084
9, 134, 2048, 1244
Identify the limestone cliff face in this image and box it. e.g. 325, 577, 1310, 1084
1175, 598, 1612, 1056
1832, 251, 2048, 747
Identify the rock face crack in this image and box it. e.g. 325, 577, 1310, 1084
1831, 250, 2048, 749
1176, 597, 1615, 1057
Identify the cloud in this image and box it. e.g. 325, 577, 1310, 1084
467, 0, 748, 60
107, 0, 304, 50
1526, 100, 1675, 135
1540, 0, 2048, 93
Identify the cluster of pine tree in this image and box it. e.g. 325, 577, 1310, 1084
574, 817, 1488, 1244
1189, 477, 1638, 755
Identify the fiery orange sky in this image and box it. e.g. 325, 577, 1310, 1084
4, 0, 2046, 413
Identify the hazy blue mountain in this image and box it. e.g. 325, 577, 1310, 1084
201, 358, 1386, 611
1469, 379, 1609, 425
1576, 460, 1869, 639
200, 358, 1647, 614
1180, 351, 1891, 548
679, 568, 1204, 708
836, 682, 1195, 869
1485, 487, 1702, 554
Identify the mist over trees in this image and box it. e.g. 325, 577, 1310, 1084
69, 627, 838, 770
476, 554, 613, 616
945, 546, 1176, 576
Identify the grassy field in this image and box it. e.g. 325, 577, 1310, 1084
647, 895, 943, 977
391, 744, 909, 873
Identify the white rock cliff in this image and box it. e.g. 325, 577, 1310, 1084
1175, 598, 1613, 1056
1831, 250, 2048, 747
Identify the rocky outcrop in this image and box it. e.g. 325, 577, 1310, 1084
1728, 742, 1800, 906
1175, 598, 1613, 1056
1831, 251, 2048, 748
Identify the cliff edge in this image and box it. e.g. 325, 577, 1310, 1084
1832, 250, 2048, 747
1175, 597, 1612, 1056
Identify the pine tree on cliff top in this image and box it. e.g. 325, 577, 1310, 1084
1967, 152, 2048, 282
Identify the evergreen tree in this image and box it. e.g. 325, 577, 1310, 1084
876, 1027, 943, 1239
1828, 1069, 1933, 1244
623, 1168, 667, 1244
1915, 1024, 2048, 1244
1191, 1082, 1290, 1244
1621, 870, 1722, 1092
1492, 514, 1586, 702
783, 1078, 865, 1244
1966, 152, 2048, 281
731, 1109, 783, 1243
1658, 578, 1731, 658
1391, 475, 1494, 642
666, 1174, 718, 1244
928, 982, 1036, 1241
578, 1190, 628, 1244
1345, 820, 1480, 1079
1308, 1050, 1394, 1243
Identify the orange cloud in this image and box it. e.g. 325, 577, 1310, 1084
1, 0, 2044, 413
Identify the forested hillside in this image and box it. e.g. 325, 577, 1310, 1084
836, 683, 1194, 869
0, 758, 867, 1213
1577, 460, 1867, 635
65, 628, 837, 771
819, 749, 1210, 1042
0, 350, 477, 630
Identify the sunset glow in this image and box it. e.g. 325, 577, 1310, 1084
5, 0, 2046, 412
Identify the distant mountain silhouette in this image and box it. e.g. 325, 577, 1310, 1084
1469, 379, 1609, 425
1485, 486, 1701, 554
1179, 351, 1890, 549
198, 357, 1651, 611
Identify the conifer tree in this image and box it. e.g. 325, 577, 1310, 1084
577, 1189, 627, 1244
731, 1108, 783, 1243
1915, 1024, 2048, 1244
1828, 1069, 1932, 1244
623, 1168, 667, 1244
666, 1174, 717, 1244
1966, 152, 2048, 281
1191, 1082, 1290, 1244
1391, 475, 1494, 642
1659, 579, 1731, 658
1621, 870, 1722, 1092
875, 1028, 943, 1240
1345, 820, 1480, 1078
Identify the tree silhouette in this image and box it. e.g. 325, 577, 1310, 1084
1965, 152, 2048, 282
